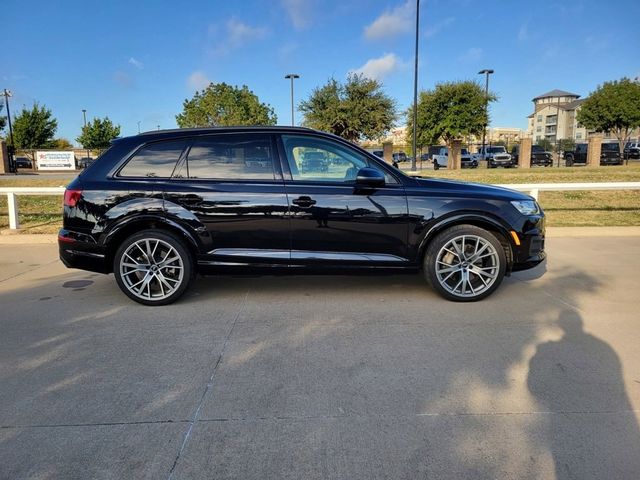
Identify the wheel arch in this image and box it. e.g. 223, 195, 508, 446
102, 216, 200, 273
418, 214, 514, 271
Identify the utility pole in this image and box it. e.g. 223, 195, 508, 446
411, 0, 420, 172
82, 109, 90, 163
284, 74, 300, 126
478, 70, 494, 164
2, 89, 16, 173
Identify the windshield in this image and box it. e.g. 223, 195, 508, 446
601, 143, 619, 151
487, 147, 506, 154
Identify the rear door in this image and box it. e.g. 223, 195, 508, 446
162, 133, 290, 265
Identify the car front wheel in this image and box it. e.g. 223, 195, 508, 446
113, 230, 194, 306
424, 225, 507, 302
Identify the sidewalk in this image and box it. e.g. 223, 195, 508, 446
1, 226, 639, 245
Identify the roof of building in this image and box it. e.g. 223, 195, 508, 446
532, 89, 580, 101
560, 98, 586, 110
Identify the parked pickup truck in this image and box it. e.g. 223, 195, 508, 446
564, 143, 623, 166
510, 145, 553, 167
432, 147, 479, 170
472, 146, 515, 168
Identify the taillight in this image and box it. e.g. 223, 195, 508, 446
63, 189, 82, 207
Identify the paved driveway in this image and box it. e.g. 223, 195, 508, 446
1, 235, 639, 479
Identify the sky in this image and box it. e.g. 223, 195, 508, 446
3, 0, 639, 145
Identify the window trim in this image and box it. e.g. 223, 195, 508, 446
275, 133, 402, 187
169, 133, 284, 184
113, 138, 189, 180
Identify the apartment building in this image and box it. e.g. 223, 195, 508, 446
527, 89, 587, 143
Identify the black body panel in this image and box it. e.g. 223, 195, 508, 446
60, 126, 545, 277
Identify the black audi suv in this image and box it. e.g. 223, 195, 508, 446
59, 127, 545, 305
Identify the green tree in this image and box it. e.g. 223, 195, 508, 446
406, 81, 496, 159
577, 78, 640, 159
176, 82, 277, 127
300, 74, 396, 142
558, 138, 575, 153
76, 117, 121, 150
12, 103, 57, 149
0, 104, 6, 133
536, 137, 554, 151
53, 138, 73, 150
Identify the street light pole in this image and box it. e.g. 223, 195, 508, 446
2, 89, 16, 173
82, 109, 90, 163
411, 0, 420, 172
137, 121, 141, 134
284, 74, 300, 126
478, 69, 494, 164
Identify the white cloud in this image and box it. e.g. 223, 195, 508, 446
209, 17, 268, 55
364, 1, 414, 40
128, 57, 144, 69
458, 47, 483, 62
282, 0, 312, 30
187, 71, 211, 91
424, 16, 455, 38
517, 23, 529, 41
351, 53, 404, 81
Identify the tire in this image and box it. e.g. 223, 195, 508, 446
434, 162, 439, 170
113, 229, 194, 306
565, 156, 574, 167
424, 225, 507, 302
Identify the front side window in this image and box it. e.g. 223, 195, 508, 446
119, 140, 187, 178
281, 135, 396, 184
176, 134, 275, 180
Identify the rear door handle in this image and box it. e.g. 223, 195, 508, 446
292, 196, 317, 208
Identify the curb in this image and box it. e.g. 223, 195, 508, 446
1, 226, 640, 245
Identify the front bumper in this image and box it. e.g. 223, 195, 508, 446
511, 217, 545, 271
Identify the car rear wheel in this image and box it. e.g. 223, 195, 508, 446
565, 156, 574, 167
424, 225, 506, 302
433, 162, 440, 170
113, 230, 194, 306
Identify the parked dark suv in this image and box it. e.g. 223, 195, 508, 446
564, 143, 623, 166
510, 145, 553, 167
59, 127, 545, 305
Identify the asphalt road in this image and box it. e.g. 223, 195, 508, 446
1, 236, 639, 479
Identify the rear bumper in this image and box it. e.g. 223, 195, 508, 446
58, 229, 109, 274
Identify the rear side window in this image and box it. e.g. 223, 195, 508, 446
119, 140, 186, 178
176, 134, 275, 180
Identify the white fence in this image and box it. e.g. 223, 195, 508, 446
2, 183, 640, 230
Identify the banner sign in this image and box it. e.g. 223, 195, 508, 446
36, 151, 76, 170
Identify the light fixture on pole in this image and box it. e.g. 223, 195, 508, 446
284, 74, 300, 126
411, 0, 420, 172
478, 69, 494, 163
2, 89, 16, 173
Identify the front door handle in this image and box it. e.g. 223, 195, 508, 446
292, 196, 317, 208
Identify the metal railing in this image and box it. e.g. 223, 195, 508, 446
2, 182, 640, 229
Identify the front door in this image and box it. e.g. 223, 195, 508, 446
278, 134, 409, 266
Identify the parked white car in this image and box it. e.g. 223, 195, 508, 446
432, 147, 478, 170
471, 146, 515, 168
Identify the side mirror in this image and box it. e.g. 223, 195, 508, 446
355, 167, 385, 188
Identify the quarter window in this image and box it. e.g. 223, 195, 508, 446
281, 135, 396, 184
177, 134, 275, 180
119, 140, 187, 178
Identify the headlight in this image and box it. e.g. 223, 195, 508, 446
511, 200, 540, 215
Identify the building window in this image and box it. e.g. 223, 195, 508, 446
536, 126, 542, 132
537, 115, 542, 122
576, 133, 582, 139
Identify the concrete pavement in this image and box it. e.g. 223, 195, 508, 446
0, 235, 639, 479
